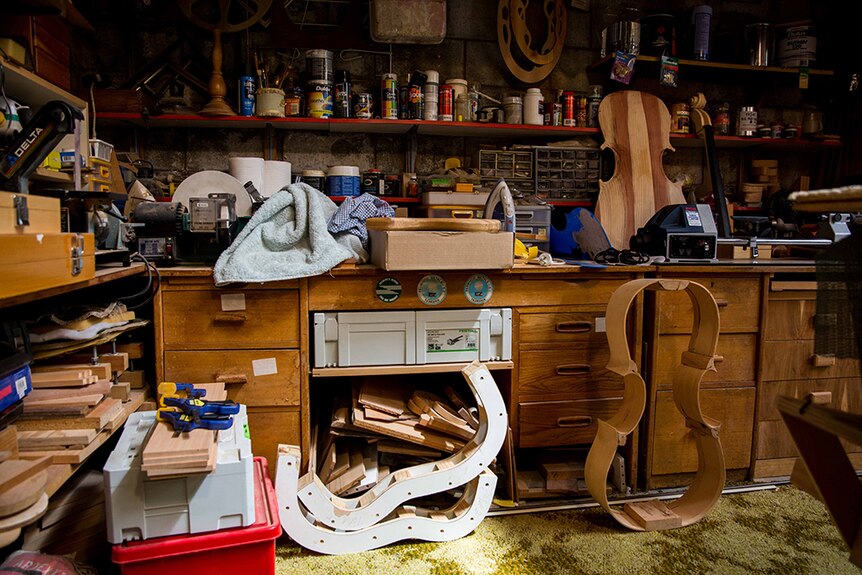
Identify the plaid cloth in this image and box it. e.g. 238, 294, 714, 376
328, 193, 395, 249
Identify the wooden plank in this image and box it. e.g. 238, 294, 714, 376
117, 370, 145, 389
0, 457, 52, 492
25, 379, 112, 401
33, 363, 112, 381
24, 394, 104, 410
325, 448, 365, 495
98, 341, 143, 359
365, 217, 500, 232
109, 382, 131, 401
0, 469, 48, 517
12, 398, 124, 431
98, 352, 129, 373
624, 500, 682, 530
358, 379, 408, 416
18, 432, 109, 464
17, 430, 98, 450
0, 425, 18, 461
30, 370, 91, 384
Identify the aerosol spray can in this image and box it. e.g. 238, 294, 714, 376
239, 63, 256, 116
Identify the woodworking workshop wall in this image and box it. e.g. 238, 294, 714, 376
69, 0, 835, 193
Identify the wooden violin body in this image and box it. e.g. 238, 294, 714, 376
594, 91, 685, 249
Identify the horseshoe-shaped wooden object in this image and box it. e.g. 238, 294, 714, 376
497, 0, 565, 84
585, 278, 725, 531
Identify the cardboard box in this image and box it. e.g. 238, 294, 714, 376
0, 232, 95, 299
369, 229, 514, 270
0, 192, 61, 234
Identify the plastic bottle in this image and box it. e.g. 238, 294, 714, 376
524, 88, 543, 125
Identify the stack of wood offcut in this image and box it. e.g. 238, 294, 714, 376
139, 383, 227, 479
318, 378, 478, 497
21, 470, 108, 564
15, 357, 145, 466
742, 159, 780, 206
516, 449, 623, 500
0, 426, 51, 547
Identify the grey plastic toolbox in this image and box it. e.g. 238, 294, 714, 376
533, 146, 601, 200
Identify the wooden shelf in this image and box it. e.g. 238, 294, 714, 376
32, 168, 74, 184
313, 360, 514, 377
0, 57, 87, 109
96, 113, 601, 139
0, 263, 147, 309
670, 133, 842, 150
587, 54, 834, 78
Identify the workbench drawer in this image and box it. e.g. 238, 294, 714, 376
656, 277, 760, 334
518, 397, 623, 448
518, 311, 608, 345
518, 346, 621, 402
650, 387, 754, 475
757, 419, 862, 460
764, 299, 817, 341
161, 289, 300, 350
652, 333, 756, 390
760, 340, 860, 381
163, 350, 300, 406
757, 378, 862, 423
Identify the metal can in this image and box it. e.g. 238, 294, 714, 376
439, 84, 454, 121
333, 70, 351, 118
736, 106, 758, 136
576, 94, 588, 127
238, 75, 255, 116
408, 84, 424, 120
380, 73, 398, 120
544, 102, 562, 126
306, 81, 333, 119
284, 87, 303, 117
354, 93, 374, 119
362, 169, 384, 195
382, 174, 401, 196
561, 91, 576, 127
670, 102, 690, 134
399, 82, 410, 119
714, 102, 730, 135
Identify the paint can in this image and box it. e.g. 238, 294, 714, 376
306, 81, 333, 119
381, 73, 398, 120
306, 49, 333, 83
326, 165, 361, 197
354, 93, 374, 119
362, 169, 384, 195
439, 84, 454, 121
736, 106, 758, 137
669, 102, 690, 133
300, 169, 326, 192
382, 174, 401, 196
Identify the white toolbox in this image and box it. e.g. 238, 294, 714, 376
103, 406, 254, 543
313, 308, 512, 368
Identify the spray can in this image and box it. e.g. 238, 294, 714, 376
239, 71, 256, 116
691, 5, 712, 61
333, 70, 352, 118
381, 73, 398, 120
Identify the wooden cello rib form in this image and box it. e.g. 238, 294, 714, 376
276, 361, 507, 552
585, 279, 725, 531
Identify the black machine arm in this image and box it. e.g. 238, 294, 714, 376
0, 100, 83, 194
690, 93, 732, 238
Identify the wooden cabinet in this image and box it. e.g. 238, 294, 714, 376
155, 272, 307, 473
642, 274, 761, 489
752, 279, 862, 480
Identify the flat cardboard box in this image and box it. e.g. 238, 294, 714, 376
0, 192, 61, 234
0, 233, 95, 299
369, 229, 514, 270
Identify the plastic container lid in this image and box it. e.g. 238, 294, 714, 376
327, 165, 360, 177
445, 78, 468, 86
302, 169, 326, 177
526, 88, 541, 94
425, 70, 439, 84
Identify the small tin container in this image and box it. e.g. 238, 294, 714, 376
757, 124, 772, 138
327, 165, 361, 197
670, 102, 691, 134
306, 81, 333, 119
736, 106, 758, 137
354, 93, 374, 119
544, 102, 562, 126
575, 94, 588, 127
561, 91, 576, 127
382, 174, 401, 196
502, 95, 523, 124
770, 122, 784, 139
439, 84, 454, 121
362, 169, 384, 195
784, 125, 799, 139
380, 73, 398, 120
300, 169, 326, 192
284, 87, 303, 117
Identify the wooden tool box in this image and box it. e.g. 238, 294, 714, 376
0, 232, 95, 299
0, 192, 61, 235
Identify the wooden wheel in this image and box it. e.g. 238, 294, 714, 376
509, 0, 566, 66
177, 0, 273, 116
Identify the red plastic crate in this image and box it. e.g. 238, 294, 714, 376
112, 457, 281, 575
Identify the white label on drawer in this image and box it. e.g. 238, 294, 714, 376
252, 357, 278, 376
595, 317, 606, 333
221, 293, 246, 311
425, 328, 478, 354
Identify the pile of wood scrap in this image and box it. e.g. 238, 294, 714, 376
317, 378, 478, 497
139, 383, 226, 479
21, 470, 109, 565
15, 360, 145, 465
516, 449, 623, 499
0, 426, 51, 547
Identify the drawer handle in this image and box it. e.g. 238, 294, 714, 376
556, 321, 592, 333
216, 373, 248, 384
810, 354, 836, 367
715, 299, 729, 308
555, 364, 592, 376
214, 313, 247, 323
557, 416, 592, 428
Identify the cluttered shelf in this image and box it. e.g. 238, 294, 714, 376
669, 133, 841, 149
0, 56, 87, 109
313, 361, 515, 378
0, 263, 147, 309
95, 112, 602, 139
586, 54, 835, 78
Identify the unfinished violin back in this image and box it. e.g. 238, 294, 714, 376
594, 91, 684, 250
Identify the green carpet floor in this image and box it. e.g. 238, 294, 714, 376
275, 486, 857, 575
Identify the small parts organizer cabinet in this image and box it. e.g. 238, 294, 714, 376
154, 270, 305, 473
642, 274, 761, 490
752, 277, 862, 480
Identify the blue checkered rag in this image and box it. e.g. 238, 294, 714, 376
328, 193, 395, 249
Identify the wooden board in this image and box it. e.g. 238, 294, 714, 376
0, 469, 48, 517
17, 430, 98, 450
13, 398, 124, 431
594, 91, 685, 249
365, 217, 500, 233
32, 363, 112, 381
0, 457, 52, 492
0, 426, 18, 461
18, 432, 109, 464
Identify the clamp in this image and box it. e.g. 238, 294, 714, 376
156, 381, 239, 433
160, 396, 240, 418
157, 409, 234, 432
157, 381, 207, 400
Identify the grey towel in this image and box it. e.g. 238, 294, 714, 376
213, 183, 366, 285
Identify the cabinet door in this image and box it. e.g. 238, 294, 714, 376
761, 340, 860, 381
164, 350, 300, 406
652, 333, 756, 389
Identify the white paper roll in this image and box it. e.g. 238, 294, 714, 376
229, 157, 265, 197
264, 160, 292, 197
